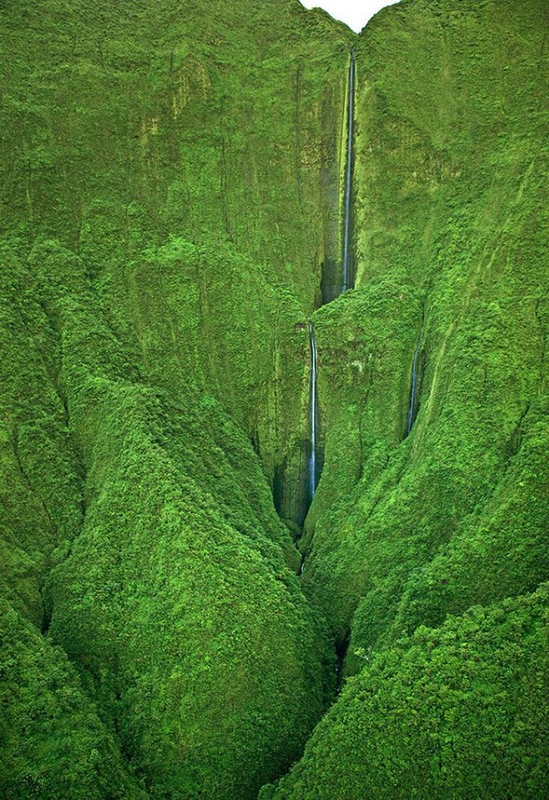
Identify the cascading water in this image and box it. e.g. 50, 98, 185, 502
306, 51, 355, 508
302, 50, 356, 524
342, 49, 355, 292
405, 332, 422, 437
308, 322, 318, 500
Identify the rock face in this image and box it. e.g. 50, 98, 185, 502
1, 0, 548, 797
267, 0, 549, 794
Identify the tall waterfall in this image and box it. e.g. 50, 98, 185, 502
305, 50, 355, 514
308, 322, 318, 499
405, 333, 422, 436
342, 49, 355, 292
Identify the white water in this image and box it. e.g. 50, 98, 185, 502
309, 322, 318, 498
342, 50, 355, 292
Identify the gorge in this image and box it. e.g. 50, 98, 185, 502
305, 43, 355, 518
1, 0, 548, 798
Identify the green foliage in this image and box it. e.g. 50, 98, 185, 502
0, 0, 350, 794
264, 586, 549, 798
0, 600, 145, 799
267, 0, 549, 794
0, 244, 83, 627
46, 374, 334, 797
1, 0, 548, 796
302, 0, 549, 664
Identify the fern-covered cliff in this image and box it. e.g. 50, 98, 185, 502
1, 0, 548, 797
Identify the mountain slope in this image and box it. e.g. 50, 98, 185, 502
303, 0, 549, 659
264, 0, 549, 794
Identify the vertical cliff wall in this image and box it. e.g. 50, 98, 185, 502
303, 0, 549, 654
2, 0, 549, 796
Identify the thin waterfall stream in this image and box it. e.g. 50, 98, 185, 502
300, 51, 356, 572
342, 48, 355, 292
308, 322, 318, 502
304, 50, 356, 518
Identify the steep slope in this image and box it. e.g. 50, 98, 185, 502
0, 0, 352, 796
2, 0, 549, 796
263, 585, 549, 798
0, 601, 146, 798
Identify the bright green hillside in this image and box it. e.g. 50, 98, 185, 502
1, 0, 548, 797
302, 0, 549, 663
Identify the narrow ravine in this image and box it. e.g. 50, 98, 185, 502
306, 49, 356, 503
299, 48, 356, 570
342, 48, 355, 293
308, 321, 318, 502
298, 48, 359, 690
405, 331, 422, 437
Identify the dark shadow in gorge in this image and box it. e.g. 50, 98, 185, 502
272, 436, 325, 534
273, 445, 309, 532
335, 632, 350, 694
403, 333, 427, 440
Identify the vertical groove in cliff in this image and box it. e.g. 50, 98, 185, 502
405, 332, 423, 438
342, 49, 355, 293
308, 321, 318, 503
304, 48, 356, 522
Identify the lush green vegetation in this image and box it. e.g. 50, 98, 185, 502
262, 586, 549, 798
266, 0, 549, 795
1, 0, 350, 795
1, 0, 548, 796
302, 0, 549, 657
0, 600, 146, 798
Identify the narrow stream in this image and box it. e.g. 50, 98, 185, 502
305, 50, 356, 514
300, 50, 356, 565
342, 49, 355, 292
301, 49, 357, 677
308, 322, 318, 501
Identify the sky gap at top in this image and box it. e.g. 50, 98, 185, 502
298, 0, 400, 32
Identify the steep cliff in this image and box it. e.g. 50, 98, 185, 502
1, 1, 351, 795
303, 0, 549, 665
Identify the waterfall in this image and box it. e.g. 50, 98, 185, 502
405, 333, 422, 436
309, 322, 318, 499
342, 49, 355, 292
303, 49, 355, 518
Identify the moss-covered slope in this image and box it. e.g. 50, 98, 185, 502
263, 586, 549, 798
2, 0, 548, 796
302, 0, 549, 655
